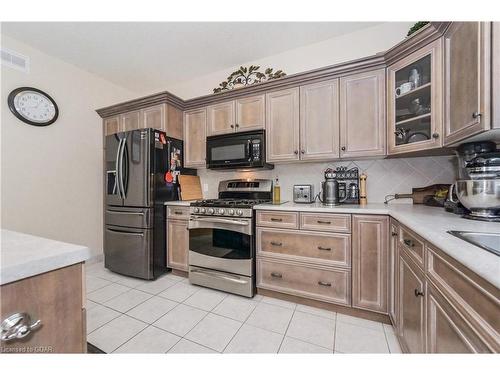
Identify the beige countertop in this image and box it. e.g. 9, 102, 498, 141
255, 202, 500, 289
1, 229, 91, 285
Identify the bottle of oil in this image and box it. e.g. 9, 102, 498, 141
273, 177, 281, 204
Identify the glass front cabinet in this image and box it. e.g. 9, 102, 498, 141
387, 39, 443, 154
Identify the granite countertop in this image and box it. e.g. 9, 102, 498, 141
164, 200, 194, 206
254, 202, 500, 289
1, 229, 91, 285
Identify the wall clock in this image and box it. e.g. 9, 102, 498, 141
8, 87, 59, 126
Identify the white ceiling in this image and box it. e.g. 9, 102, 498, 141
2, 22, 382, 95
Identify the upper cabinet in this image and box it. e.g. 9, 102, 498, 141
300, 80, 340, 160
184, 108, 207, 168
266, 88, 300, 163
340, 69, 386, 158
207, 95, 265, 136
387, 39, 443, 155
443, 22, 492, 145
121, 110, 141, 132
104, 116, 120, 136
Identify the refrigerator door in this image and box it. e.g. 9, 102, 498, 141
105, 206, 152, 228
104, 225, 152, 279
105, 133, 125, 206
122, 129, 151, 207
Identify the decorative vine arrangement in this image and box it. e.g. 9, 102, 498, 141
213, 65, 286, 93
407, 22, 429, 37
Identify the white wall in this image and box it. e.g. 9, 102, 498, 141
1, 34, 136, 257
168, 22, 413, 99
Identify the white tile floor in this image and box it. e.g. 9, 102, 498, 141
85, 262, 402, 354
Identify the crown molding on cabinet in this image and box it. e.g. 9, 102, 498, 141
96, 22, 451, 118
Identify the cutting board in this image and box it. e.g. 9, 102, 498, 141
179, 175, 203, 201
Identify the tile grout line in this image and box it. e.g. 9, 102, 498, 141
276, 302, 297, 353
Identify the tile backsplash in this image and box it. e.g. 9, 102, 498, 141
196, 156, 457, 203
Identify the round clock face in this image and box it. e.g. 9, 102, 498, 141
8, 87, 58, 126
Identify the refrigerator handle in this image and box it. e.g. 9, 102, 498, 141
118, 138, 127, 199
115, 138, 124, 199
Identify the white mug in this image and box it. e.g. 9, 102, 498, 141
396, 82, 414, 97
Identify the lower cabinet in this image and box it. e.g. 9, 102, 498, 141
166, 218, 189, 271
398, 249, 426, 353
389, 219, 400, 330
352, 215, 389, 313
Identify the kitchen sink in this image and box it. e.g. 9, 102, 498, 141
448, 231, 500, 257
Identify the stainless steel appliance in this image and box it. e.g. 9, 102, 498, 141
449, 141, 500, 221
293, 184, 314, 203
104, 128, 194, 279
188, 179, 273, 297
206, 130, 273, 170
319, 167, 360, 206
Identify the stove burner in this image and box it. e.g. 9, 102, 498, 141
191, 198, 271, 208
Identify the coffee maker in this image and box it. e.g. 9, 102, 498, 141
449, 141, 500, 221
319, 167, 360, 206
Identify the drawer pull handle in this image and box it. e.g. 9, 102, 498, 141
317, 246, 332, 251
317, 220, 331, 224
403, 239, 415, 247
271, 272, 283, 279
1, 313, 42, 342
414, 289, 424, 297
270, 218, 283, 222
174, 211, 183, 215
270, 241, 283, 247
318, 281, 332, 287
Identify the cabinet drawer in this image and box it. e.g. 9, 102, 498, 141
257, 258, 351, 305
166, 206, 190, 220
426, 245, 500, 351
399, 226, 425, 268
256, 210, 299, 229
257, 227, 350, 268
300, 212, 351, 233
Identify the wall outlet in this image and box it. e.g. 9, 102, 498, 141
203, 183, 209, 192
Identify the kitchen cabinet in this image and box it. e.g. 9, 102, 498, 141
104, 116, 120, 135
167, 218, 189, 271
207, 95, 265, 136
443, 22, 492, 145
141, 104, 183, 139
389, 219, 400, 331
340, 69, 386, 158
142, 105, 164, 130
299, 80, 340, 160
121, 110, 141, 132
352, 215, 389, 313
426, 282, 490, 353
398, 248, 426, 353
265, 88, 300, 163
387, 39, 443, 155
0, 263, 86, 353
184, 108, 207, 168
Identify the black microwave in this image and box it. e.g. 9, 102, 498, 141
206, 129, 274, 170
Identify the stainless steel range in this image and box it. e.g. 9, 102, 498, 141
188, 179, 272, 297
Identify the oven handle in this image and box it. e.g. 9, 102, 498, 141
190, 217, 250, 226
190, 268, 249, 284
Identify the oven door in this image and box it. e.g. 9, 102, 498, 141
188, 215, 253, 276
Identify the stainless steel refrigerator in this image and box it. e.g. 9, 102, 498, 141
104, 128, 192, 279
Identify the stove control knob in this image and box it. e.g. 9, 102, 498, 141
200, 208, 206, 214
207, 208, 215, 215
236, 209, 243, 216
193, 207, 200, 213
218, 208, 225, 215
228, 209, 235, 215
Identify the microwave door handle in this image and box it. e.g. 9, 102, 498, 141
247, 140, 252, 161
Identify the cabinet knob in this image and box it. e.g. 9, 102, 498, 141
414, 289, 425, 297
472, 112, 482, 119
300, 150, 305, 154
294, 150, 299, 155
235, 123, 239, 128
341, 146, 346, 151
230, 124, 234, 128
391, 232, 398, 237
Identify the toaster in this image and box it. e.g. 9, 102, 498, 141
293, 185, 315, 203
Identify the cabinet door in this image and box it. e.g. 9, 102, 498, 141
389, 219, 400, 331
166, 104, 183, 140
266, 88, 300, 163
104, 116, 120, 135
167, 219, 189, 271
398, 250, 426, 353
184, 108, 207, 168
444, 22, 491, 145
142, 104, 164, 130
352, 215, 389, 313
299, 80, 340, 160
121, 110, 141, 132
426, 283, 491, 353
207, 101, 235, 136
387, 39, 443, 155
236, 94, 265, 132
340, 70, 386, 158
